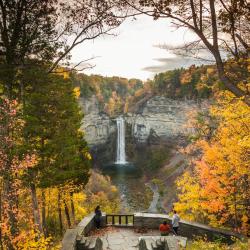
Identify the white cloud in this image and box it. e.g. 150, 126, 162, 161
70, 15, 199, 80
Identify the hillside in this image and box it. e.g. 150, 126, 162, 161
71, 64, 215, 116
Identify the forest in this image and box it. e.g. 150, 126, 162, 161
0, 0, 249, 249
74, 64, 214, 116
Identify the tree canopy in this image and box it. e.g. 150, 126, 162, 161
175, 92, 250, 233
0, 0, 125, 97
120, 0, 250, 105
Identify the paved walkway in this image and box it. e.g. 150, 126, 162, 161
88, 227, 187, 250
90, 227, 159, 250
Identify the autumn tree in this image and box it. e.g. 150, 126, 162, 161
0, 0, 124, 241
0, 0, 125, 98
83, 170, 120, 214
0, 99, 36, 249
120, 0, 250, 104
21, 66, 90, 233
175, 92, 250, 233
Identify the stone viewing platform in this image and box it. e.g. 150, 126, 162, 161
62, 212, 242, 250
81, 227, 187, 250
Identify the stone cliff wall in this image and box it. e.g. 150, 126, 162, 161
80, 96, 116, 146
126, 96, 208, 143
80, 95, 207, 146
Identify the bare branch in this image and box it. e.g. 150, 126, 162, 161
190, 0, 199, 29
236, 34, 249, 51
199, 0, 203, 31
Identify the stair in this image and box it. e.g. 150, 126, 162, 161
76, 235, 187, 250
77, 237, 102, 250
138, 236, 187, 250
138, 236, 165, 250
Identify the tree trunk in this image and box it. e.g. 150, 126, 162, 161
2, 178, 18, 250
0, 181, 3, 250
233, 180, 238, 230
41, 190, 47, 236
4, 179, 18, 234
63, 199, 71, 228
207, 0, 249, 104
70, 192, 75, 225
191, 0, 250, 105
57, 192, 63, 235
30, 183, 43, 233
215, 58, 250, 105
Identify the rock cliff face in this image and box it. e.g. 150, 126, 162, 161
80, 95, 205, 146
80, 96, 116, 146
126, 96, 202, 143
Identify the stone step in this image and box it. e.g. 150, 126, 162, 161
151, 240, 157, 249
139, 236, 165, 250
137, 236, 187, 250
165, 237, 179, 250
86, 238, 96, 250
145, 238, 154, 250
77, 237, 97, 250
77, 235, 186, 250
166, 236, 187, 250
156, 239, 163, 247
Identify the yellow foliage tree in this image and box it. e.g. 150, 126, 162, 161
83, 171, 120, 214
175, 92, 250, 233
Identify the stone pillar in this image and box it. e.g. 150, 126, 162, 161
138, 238, 147, 250
95, 238, 103, 250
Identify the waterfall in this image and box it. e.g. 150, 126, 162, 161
115, 116, 127, 164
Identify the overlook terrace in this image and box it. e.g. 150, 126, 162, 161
62, 212, 242, 250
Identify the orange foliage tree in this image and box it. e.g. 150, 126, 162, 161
0, 99, 37, 249
175, 92, 250, 233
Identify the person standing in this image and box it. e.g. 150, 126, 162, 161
172, 210, 180, 235
94, 205, 102, 229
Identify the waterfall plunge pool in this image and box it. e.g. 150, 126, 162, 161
101, 162, 152, 212
102, 162, 141, 176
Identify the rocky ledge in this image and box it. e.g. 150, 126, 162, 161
80, 95, 208, 146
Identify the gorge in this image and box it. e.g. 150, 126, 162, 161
1, 1, 248, 247
80, 94, 207, 212
80, 95, 205, 148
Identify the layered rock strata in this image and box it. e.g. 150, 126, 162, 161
80, 95, 207, 146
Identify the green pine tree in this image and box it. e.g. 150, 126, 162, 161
22, 66, 90, 232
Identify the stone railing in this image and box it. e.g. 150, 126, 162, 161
61, 212, 106, 250
61, 212, 243, 249
134, 213, 242, 243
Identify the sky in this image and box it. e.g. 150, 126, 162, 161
70, 15, 208, 81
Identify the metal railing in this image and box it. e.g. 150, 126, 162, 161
106, 214, 134, 226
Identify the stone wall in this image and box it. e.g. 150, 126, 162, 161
61, 213, 106, 250
134, 213, 242, 243
62, 212, 243, 248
